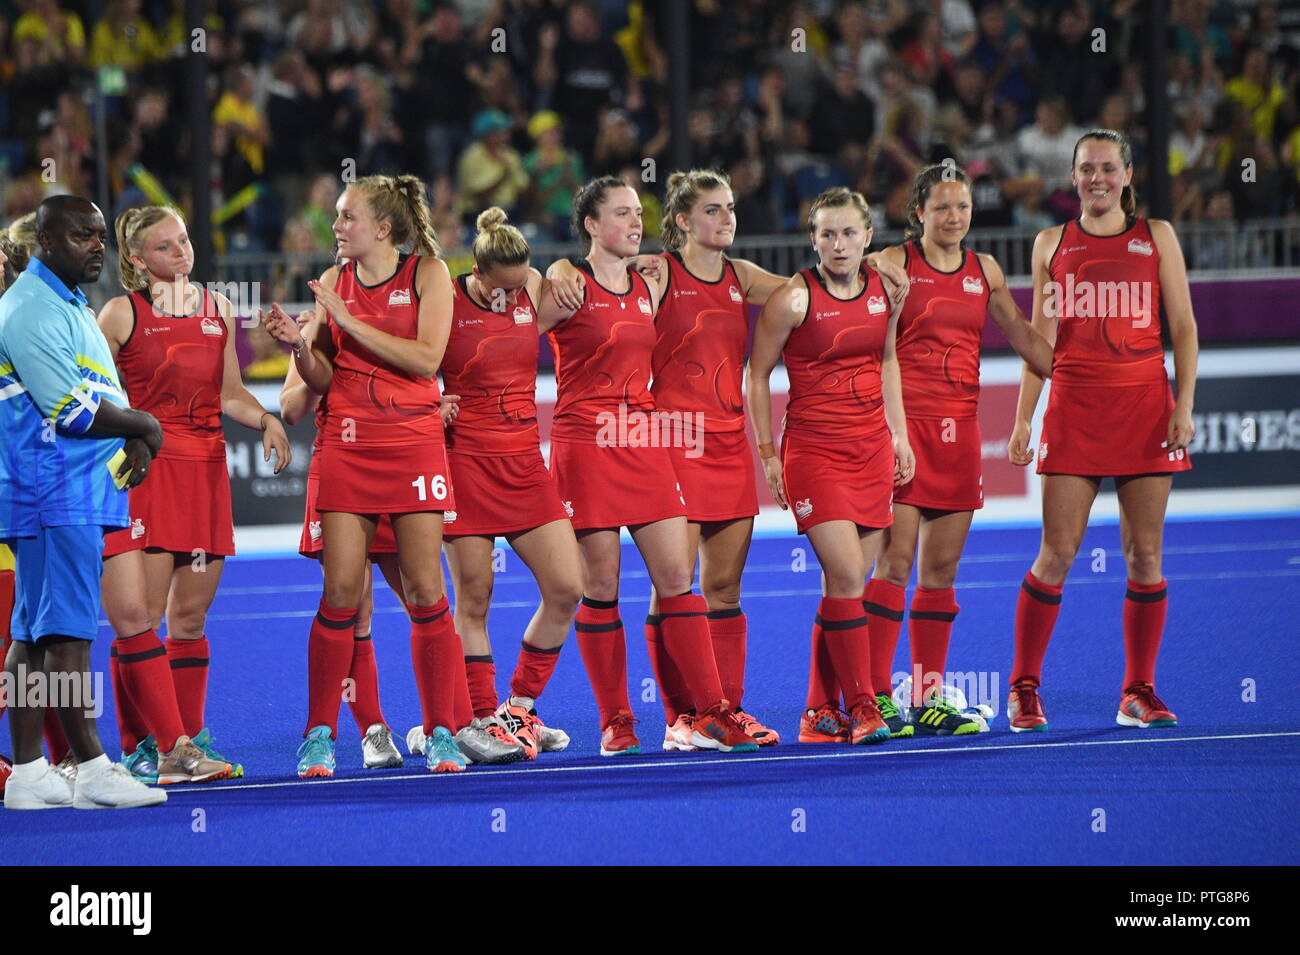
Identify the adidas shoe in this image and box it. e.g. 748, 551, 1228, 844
691, 702, 759, 753
734, 707, 780, 746
848, 699, 891, 745
1116, 682, 1178, 728
122, 737, 160, 784
662, 712, 698, 751
600, 711, 641, 756
798, 704, 851, 743
1008, 678, 1048, 733
913, 695, 981, 736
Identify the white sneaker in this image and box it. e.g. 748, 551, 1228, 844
52, 753, 78, 784
73, 763, 167, 809
362, 723, 404, 769
4, 765, 74, 810
406, 725, 426, 756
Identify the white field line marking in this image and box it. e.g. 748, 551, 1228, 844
178, 731, 1300, 795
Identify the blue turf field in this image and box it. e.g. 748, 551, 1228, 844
3, 515, 1297, 865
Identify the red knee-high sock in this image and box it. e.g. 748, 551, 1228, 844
465, 656, 498, 717
863, 578, 906, 696
645, 614, 691, 724
658, 593, 725, 711
346, 633, 386, 735
1012, 572, 1063, 685
909, 587, 960, 706
575, 597, 629, 730
42, 708, 69, 763
113, 630, 186, 752
817, 597, 874, 710
410, 597, 462, 734
109, 646, 151, 753
306, 603, 356, 738
1123, 578, 1168, 688
165, 635, 209, 737
805, 614, 841, 711
707, 608, 747, 708
510, 641, 561, 702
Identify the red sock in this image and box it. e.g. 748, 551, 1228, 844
645, 614, 691, 724
805, 615, 841, 711
346, 634, 386, 734
707, 608, 747, 708
575, 597, 629, 730
658, 593, 725, 711
410, 598, 461, 734
909, 587, 959, 706
817, 597, 873, 710
1123, 578, 1168, 688
465, 656, 498, 717
1012, 572, 1063, 685
863, 578, 906, 696
42, 707, 69, 763
510, 641, 561, 702
165, 635, 209, 737
306, 603, 356, 738
109, 645, 151, 753
113, 630, 186, 752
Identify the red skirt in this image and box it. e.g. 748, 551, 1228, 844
443, 449, 570, 537
103, 454, 234, 557
549, 438, 686, 531
299, 452, 397, 558
1038, 380, 1193, 476
893, 415, 984, 512
669, 429, 759, 523
315, 440, 457, 514
781, 427, 894, 535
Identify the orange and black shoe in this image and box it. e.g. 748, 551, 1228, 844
798, 705, 851, 743
691, 702, 759, 753
599, 710, 641, 757
1008, 678, 1048, 733
1116, 682, 1178, 728
848, 699, 890, 745
734, 707, 780, 746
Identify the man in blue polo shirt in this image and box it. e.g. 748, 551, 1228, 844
0, 195, 168, 809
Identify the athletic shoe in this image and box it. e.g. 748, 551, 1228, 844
361, 723, 404, 769
426, 726, 467, 773
1008, 678, 1048, 733
456, 717, 525, 764
691, 702, 759, 753
848, 699, 891, 744
735, 707, 780, 746
192, 728, 244, 778
73, 762, 167, 809
3, 763, 74, 810
495, 698, 539, 760
122, 737, 160, 784
798, 705, 851, 743
0, 755, 11, 798
502, 696, 570, 753
297, 725, 336, 778
875, 693, 914, 738
158, 735, 233, 784
52, 752, 79, 783
913, 694, 981, 736
1116, 683, 1178, 728
406, 724, 427, 756
599, 711, 641, 757
662, 712, 698, 751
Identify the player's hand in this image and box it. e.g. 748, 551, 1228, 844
439, 393, 461, 426
893, 433, 915, 486
630, 254, 663, 283
1008, 420, 1034, 466
872, 258, 911, 307
261, 414, 292, 473
120, 437, 153, 489
260, 303, 303, 349
547, 261, 586, 310
308, 280, 354, 328
761, 453, 787, 510
1167, 405, 1194, 453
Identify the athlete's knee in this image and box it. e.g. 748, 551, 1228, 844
322, 579, 365, 611
1123, 540, 1162, 581
167, 603, 209, 640
825, 561, 868, 598
455, 576, 493, 622
109, 604, 155, 638
581, 565, 620, 602
651, 566, 694, 598
873, 554, 913, 588
700, 575, 741, 609
918, 558, 959, 590
540, 576, 583, 618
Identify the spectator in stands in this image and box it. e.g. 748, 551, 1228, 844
524, 110, 585, 242
833, 1, 895, 105
951, 58, 989, 127
1173, 0, 1231, 67
970, 0, 1033, 118
900, 10, 955, 96
333, 67, 405, 176
1035, 4, 1110, 127
242, 321, 291, 382
729, 156, 778, 235
299, 174, 341, 252
266, 48, 329, 202
1193, 189, 1272, 269
593, 108, 642, 175
1167, 49, 1225, 121
810, 65, 875, 158
286, 0, 377, 62
161, 0, 224, 60
412, 3, 479, 181
456, 109, 529, 221
1170, 101, 1215, 183
89, 0, 161, 72
1226, 48, 1286, 141
1014, 97, 1082, 218
874, 58, 934, 143
13, 0, 85, 65
764, 1, 832, 119
213, 64, 269, 179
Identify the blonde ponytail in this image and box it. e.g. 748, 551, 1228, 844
354, 174, 441, 256
115, 206, 181, 292
472, 206, 530, 272
660, 169, 732, 251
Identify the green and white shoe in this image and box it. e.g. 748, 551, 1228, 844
914, 695, 982, 736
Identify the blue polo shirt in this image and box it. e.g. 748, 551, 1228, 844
0, 258, 129, 535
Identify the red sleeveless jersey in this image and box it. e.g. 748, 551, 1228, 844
118, 286, 225, 460
548, 263, 657, 442
441, 275, 541, 455
1047, 217, 1165, 386
650, 251, 748, 433
323, 255, 443, 448
782, 266, 891, 439
895, 242, 990, 419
